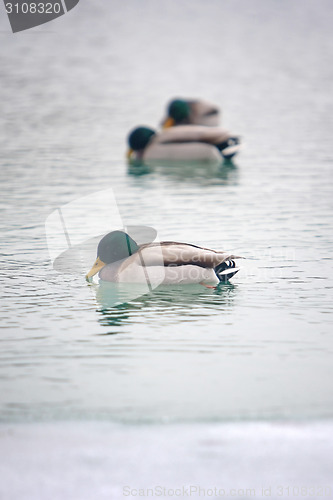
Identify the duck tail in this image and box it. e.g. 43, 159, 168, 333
216, 137, 241, 159
214, 259, 240, 282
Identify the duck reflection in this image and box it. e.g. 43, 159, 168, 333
127, 158, 238, 186
94, 281, 238, 332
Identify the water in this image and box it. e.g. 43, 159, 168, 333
0, 0, 333, 497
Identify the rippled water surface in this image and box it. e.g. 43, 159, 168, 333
0, 0, 333, 423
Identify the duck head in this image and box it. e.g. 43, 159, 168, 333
163, 99, 190, 128
127, 126, 156, 159
86, 231, 139, 280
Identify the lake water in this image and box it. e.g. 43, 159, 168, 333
1, 0, 333, 498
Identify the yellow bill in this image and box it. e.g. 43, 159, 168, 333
85, 256, 106, 281
162, 117, 175, 128
126, 148, 134, 159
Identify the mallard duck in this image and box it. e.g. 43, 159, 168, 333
161, 98, 220, 128
86, 231, 240, 286
127, 125, 241, 162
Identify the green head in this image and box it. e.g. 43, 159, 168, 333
97, 231, 139, 263
165, 99, 191, 126
127, 127, 156, 153
86, 231, 139, 280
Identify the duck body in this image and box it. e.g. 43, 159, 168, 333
99, 254, 220, 285
128, 125, 241, 162
143, 141, 222, 162
161, 98, 220, 128
86, 232, 240, 286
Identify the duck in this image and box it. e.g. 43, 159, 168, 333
127, 125, 241, 162
161, 98, 220, 128
86, 231, 241, 286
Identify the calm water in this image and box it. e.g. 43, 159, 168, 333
1, 0, 333, 425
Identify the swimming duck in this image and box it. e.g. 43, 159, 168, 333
161, 98, 220, 128
127, 125, 241, 162
86, 231, 240, 286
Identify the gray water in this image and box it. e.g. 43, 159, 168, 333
1, 0, 333, 426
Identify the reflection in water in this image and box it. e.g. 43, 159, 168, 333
127, 158, 238, 185
96, 281, 238, 332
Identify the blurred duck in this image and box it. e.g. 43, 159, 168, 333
86, 231, 240, 285
161, 98, 220, 128
127, 125, 241, 162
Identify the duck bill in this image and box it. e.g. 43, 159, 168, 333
162, 117, 175, 128
85, 257, 106, 281
126, 148, 134, 159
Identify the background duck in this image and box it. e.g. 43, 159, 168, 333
127, 125, 241, 162
161, 98, 221, 128
86, 231, 241, 286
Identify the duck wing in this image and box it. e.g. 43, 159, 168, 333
189, 100, 220, 124
155, 125, 231, 146
135, 242, 241, 269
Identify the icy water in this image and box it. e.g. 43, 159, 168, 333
1, 0, 333, 427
